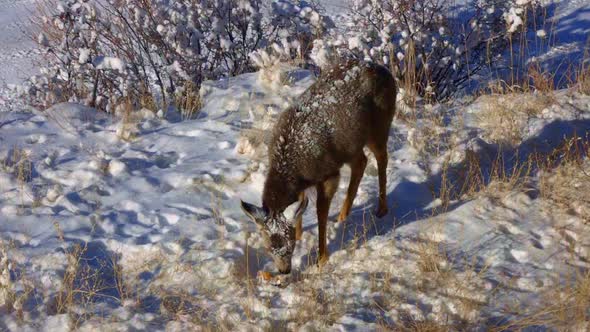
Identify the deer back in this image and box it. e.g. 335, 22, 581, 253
263, 60, 397, 212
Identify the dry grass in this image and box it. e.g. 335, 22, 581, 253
402, 39, 419, 110
527, 63, 556, 94
288, 276, 346, 328
416, 239, 447, 275
451, 135, 590, 330
492, 265, 590, 331
480, 155, 534, 202
1, 146, 34, 211
430, 132, 590, 331
258, 63, 294, 91
373, 256, 489, 330
235, 128, 270, 184
436, 146, 534, 208
44, 222, 134, 328
1, 146, 30, 179
539, 135, 590, 222
114, 98, 139, 142
138, 87, 159, 112
398, 320, 452, 332
577, 61, 590, 95
0, 243, 33, 322
351, 215, 492, 331
407, 106, 451, 156
571, 42, 590, 95
475, 92, 553, 146
175, 81, 203, 120
50, 242, 83, 316
546, 270, 590, 330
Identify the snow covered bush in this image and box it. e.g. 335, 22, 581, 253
312, 0, 547, 101
247, 1, 333, 89
269, 0, 334, 61
29, 0, 333, 112
0, 248, 13, 309
249, 41, 302, 90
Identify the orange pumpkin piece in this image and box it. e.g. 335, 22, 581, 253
258, 271, 273, 281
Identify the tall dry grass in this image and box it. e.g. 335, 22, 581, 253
539, 134, 590, 221
175, 81, 203, 120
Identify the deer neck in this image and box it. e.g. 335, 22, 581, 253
262, 168, 300, 213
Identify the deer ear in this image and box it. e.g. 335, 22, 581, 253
293, 197, 309, 221
240, 200, 266, 226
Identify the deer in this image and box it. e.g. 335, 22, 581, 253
241, 59, 397, 275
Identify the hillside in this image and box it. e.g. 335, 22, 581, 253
1, 0, 590, 331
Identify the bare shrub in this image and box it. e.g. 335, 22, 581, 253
28, 0, 332, 112
312, 0, 548, 101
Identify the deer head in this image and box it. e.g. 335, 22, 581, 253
240, 197, 308, 274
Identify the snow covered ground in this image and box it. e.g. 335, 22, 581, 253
1, 63, 590, 330
0, 0, 39, 114
0, 0, 38, 85
0, 0, 590, 331
530, 0, 590, 68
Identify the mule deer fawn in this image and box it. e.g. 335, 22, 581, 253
241, 60, 397, 274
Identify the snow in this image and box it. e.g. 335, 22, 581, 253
0, 0, 39, 86
526, 0, 590, 67
93, 56, 127, 72
78, 48, 91, 64
347, 36, 365, 50
505, 7, 525, 33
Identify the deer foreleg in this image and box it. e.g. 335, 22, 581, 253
338, 153, 368, 222
295, 191, 306, 241
316, 174, 340, 266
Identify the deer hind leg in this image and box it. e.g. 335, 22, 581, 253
295, 191, 306, 241
338, 153, 368, 222
369, 143, 389, 218
316, 174, 340, 266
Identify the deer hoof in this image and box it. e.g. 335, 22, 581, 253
375, 207, 388, 218
295, 230, 303, 241
317, 255, 329, 268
